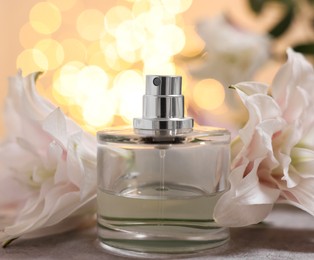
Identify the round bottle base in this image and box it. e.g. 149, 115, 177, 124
97, 226, 229, 258
99, 238, 229, 259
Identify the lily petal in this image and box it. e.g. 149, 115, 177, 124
214, 160, 279, 227
42, 109, 68, 150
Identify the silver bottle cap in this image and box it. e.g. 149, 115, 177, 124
133, 75, 194, 131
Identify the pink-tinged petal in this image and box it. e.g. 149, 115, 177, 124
235, 159, 280, 204
214, 160, 279, 227
0, 71, 98, 243
216, 49, 314, 227
8, 72, 54, 121
282, 86, 308, 124
46, 141, 63, 171
4, 104, 52, 150
0, 169, 33, 208
66, 132, 85, 189
17, 180, 54, 219
79, 159, 97, 199
46, 141, 68, 185
42, 192, 95, 228
19, 181, 74, 225
0, 142, 33, 170
22, 119, 53, 151
272, 126, 295, 153
42, 109, 67, 149
234, 83, 281, 148
253, 119, 285, 161
22, 72, 55, 117
16, 137, 41, 158
272, 48, 314, 111
2, 100, 22, 137
65, 131, 96, 199
278, 152, 301, 188
0, 191, 73, 239
234, 90, 282, 147
243, 94, 282, 122
1, 184, 96, 241
39, 184, 79, 219
53, 157, 68, 185
22, 212, 95, 239
76, 134, 97, 198
214, 197, 274, 227
280, 179, 314, 216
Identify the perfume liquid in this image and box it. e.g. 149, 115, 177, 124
97, 128, 230, 256
97, 75, 231, 257
97, 189, 225, 252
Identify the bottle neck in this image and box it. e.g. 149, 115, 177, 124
134, 127, 193, 137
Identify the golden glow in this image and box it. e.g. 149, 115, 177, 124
54, 61, 84, 100
115, 20, 145, 62
104, 6, 132, 35
48, 0, 77, 11
117, 48, 140, 64
19, 23, 46, 49
193, 79, 225, 111
67, 105, 84, 126
61, 1, 85, 26
86, 42, 102, 59
132, 0, 151, 16
103, 43, 131, 71
53, 63, 114, 129
99, 32, 115, 52
144, 60, 176, 75
113, 70, 145, 123
154, 24, 185, 56
88, 51, 109, 70
51, 85, 70, 106
17, 49, 48, 76
82, 91, 116, 128
140, 25, 185, 73
18, 0, 198, 132
77, 66, 116, 129
137, 6, 175, 33
76, 65, 109, 104
76, 9, 105, 41
61, 38, 86, 63
30, 2, 62, 34
34, 39, 64, 70
161, 0, 193, 14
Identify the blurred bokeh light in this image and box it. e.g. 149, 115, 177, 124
4, 0, 310, 135
15, 0, 203, 133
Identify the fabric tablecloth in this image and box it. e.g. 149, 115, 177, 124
1, 204, 314, 259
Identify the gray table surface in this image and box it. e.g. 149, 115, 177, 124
1, 204, 314, 259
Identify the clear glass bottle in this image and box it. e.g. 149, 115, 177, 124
97, 75, 230, 258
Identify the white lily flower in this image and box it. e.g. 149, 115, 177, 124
214, 49, 314, 226
190, 15, 271, 108
0, 72, 97, 246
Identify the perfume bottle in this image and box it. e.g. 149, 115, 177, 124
97, 75, 230, 258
